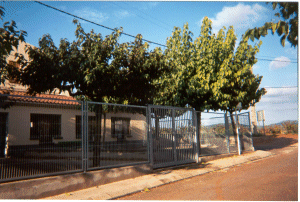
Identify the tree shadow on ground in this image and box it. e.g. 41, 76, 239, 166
254, 136, 298, 151
152, 162, 212, 175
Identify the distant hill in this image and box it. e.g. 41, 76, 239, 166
271, 120, 298, 126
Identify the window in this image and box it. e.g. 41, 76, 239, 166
30, 114, 62, 140
111, 117, 131, 139
76, 116, 100, 139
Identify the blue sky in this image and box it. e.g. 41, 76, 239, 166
1, 1, 298, 125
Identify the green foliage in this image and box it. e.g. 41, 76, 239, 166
14, 20, 169, 105
162, 17, 266, 115
218, 34, 266, 114
245, 2, 298, 47
0, 6, 27, 84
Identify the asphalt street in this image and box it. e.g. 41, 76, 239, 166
117, 144, 298, 200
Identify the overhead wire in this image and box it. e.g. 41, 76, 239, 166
262, 86, 298, 88
109, 1, 172, 32
121, 2, 173, 29
256, 58, 298, 63
34, 1, 167, 48
33, 1, 299, 63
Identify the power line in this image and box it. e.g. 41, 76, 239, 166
34, 1, 167, 48
256, 58, 298, 63
262, 86, 298, 88
122, 2, 173, 29
258, 55, 297, 61
27, 1, 300, 59
109, 1, 172, 32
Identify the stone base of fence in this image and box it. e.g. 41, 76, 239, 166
0, 163, 152, 199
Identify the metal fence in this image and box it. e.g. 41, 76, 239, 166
149, 105, 197, 168
0, 95, 83, 182
84, 102, 148, 170
199, 111, 254, 156
226, 112, 254, 153
0, 95, 148, 182
199, 112, 229, 156
0, 93, 254, 183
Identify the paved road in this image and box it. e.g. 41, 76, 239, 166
117, 145, 298, 200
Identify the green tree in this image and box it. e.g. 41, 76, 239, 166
0, 6, 27, 84
218, 34, 266, 138
245, 2, 298, 47
15, 20, 168, 105
162, 17, 266, 151
160, 18, 235, 152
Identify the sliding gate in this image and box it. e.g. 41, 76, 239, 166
148, 105, 198, 168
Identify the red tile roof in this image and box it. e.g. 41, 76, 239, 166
0, 90, 81, 105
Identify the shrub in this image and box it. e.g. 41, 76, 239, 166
281, 121, 298, 134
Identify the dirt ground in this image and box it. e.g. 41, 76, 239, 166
252, 133, 298, 150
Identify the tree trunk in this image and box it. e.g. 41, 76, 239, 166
196, 112, 201, 155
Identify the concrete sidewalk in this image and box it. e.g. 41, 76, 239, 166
43, 144, 297, 200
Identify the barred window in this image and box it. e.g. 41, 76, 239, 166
76, 116, 100, 139
30, 114, 62, 140
111, 117, 131, 139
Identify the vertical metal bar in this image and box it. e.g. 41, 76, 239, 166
171, 109, 177, 162
224, 112, 230, 153
195, 110, 200, 162
148, 105, 154, 167
83, 101, 88, 172
235, 111, 241, 155
193, 110, 199, 163
247, 112, 255, 151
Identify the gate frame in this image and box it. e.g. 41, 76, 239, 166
147, 105, 199, 169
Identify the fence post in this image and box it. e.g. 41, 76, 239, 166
171, 109, 177, 162
224, 112, 230, 153
247, 112, 255, 151
82, 101, 88, 172
193, 110, 199, 163
235, 111, 241, 155
147, 105, 154, 167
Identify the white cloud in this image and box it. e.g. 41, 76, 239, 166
269, 56, 291, 70
263, 87, 297, 96
74, 7, 108, 24
205, 3, 267, 32
114, 10, 131, 19
256, 87, 298, 124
